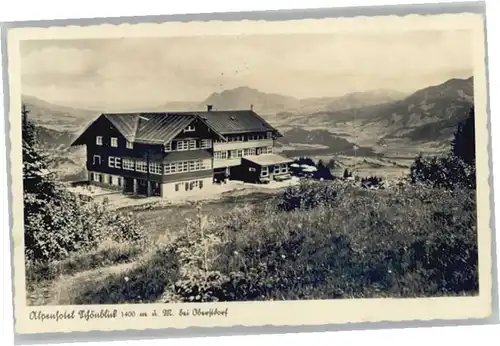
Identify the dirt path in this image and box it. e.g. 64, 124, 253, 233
28, 260, 139, 306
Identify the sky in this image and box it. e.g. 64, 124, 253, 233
20, 30, 474, 110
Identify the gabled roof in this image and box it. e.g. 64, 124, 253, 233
71, 110, 280, 146
187, 110, 280, 136
104, 113, 139, 142
134, 113, 197, 144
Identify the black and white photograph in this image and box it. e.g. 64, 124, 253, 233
5, 8, 493, 334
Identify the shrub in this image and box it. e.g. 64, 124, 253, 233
409, 154, 475, 189
72, 243, 179, 304
409, 107, 476, 190
161, 185, 477, 302
22, 104, 147, 264
24, 189, 98, 262
163, 205, 229, 303
24, 192, 148, 264
277, 180, 339, 211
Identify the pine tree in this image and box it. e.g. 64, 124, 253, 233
22, 104, 55, 197
451, 106, 475, 167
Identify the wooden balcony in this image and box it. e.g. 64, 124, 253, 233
213, 139, 273, 151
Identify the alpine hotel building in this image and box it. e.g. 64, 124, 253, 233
71, 106, 293, 197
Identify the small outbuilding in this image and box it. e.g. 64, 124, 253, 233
232, 153, 293, 183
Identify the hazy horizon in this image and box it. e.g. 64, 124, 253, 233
20, 30, 474, 110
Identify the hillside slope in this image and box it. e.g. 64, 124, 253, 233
22, 95, 98, 132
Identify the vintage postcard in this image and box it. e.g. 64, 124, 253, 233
5, 8, 493, 335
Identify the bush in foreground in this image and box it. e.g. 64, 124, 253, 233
156, 182, 478, 303
278, 180, 339, 211
22, 104, 148, 265
24, 195, 149, 264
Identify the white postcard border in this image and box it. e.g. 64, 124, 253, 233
5, 12, 493, 334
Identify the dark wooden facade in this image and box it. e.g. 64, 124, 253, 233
82, 116, 218, 188
72, 109, 291, 197
232, 157, 292, 184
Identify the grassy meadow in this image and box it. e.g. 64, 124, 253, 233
26, 179, 478, 305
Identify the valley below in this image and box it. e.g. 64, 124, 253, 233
23, 76, 474, 182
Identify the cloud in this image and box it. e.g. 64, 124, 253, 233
20, 31, 474, 108
21, 46, 95, 77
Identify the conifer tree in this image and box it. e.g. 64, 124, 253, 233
451, 106, 475, 167
22, 104, 55, 197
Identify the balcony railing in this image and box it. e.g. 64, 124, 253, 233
213, 139, 273, 151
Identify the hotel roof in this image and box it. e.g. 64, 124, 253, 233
71, 109, 281, 146
243, 153, 293, 166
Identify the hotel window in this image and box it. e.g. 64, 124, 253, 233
231, 150, 243, 158
93, 155, 101, 165
111, 137, 118, 147
185, 182, 189, 191
243, 148, 256, 157
117, 177, 122, 186
96, 136, 103, 145
164, 163, 176, 174
251, 134, 262, 141
149, 162, 162, 175
189, 161, 196, 171
164, 142, 172, 152
229, 136, 242, 142
199, 180, 204, 189
90, 172, 94, 181
136, 160, 148, 173
126, 141, 133, 149
108, 175, 113, 184
98, 174, 104, 183
108, 156, 121, 169
200, 139, 212, 149
174, 162, 185, 173
188, 140, 197, 150
176, 140, 189, 151
280, 164, 288, 173
184, 124, 195, 132
195, 160, 201, 171
261, 166, 269, 177
214, 151, 228, 160
182, 161, 189, 172
258, 147, 272, 155
175, 183, 180, 192
266, 131, 272, 139
274, 165, 280, 174
122, 159, 134, 170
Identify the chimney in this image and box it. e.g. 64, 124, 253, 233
207, 104, 213, 112
250, 104, 254, 111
